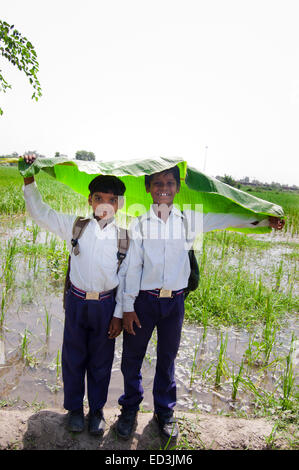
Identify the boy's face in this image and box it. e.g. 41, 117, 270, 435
146, 171, 180, 206
88, 191, 123, 220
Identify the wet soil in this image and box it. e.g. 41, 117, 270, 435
0, 406, 292, 450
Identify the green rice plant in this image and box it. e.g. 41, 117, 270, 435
189, 339, 201, 387
46, 349, 63, 393
26, 222, 41, 244
46, 237, 69, 282
43, 306, 52, 338
220, 231, 228, 260
2, 237, 18, 291
255, 275, 264, 305
0, 237, 18, 325
201, 362, 214, 382
215, 332, 228, 387
21, 279, 35, 304
0, 177, 25, 214
199, 237, 208, 273
265, 423, 279, 449
286, 263, 297, 302
0, 290, 6, 328
240, 375, 269, 403
26, 244, 40, 278
32, 250, 39, 278
20, 327, 30, 360
56, 349, 61, 379
234, 253, 245, 287
201, 306, 209, 341
244, 333, 264, 367
262, 293, 278, 365
19, 327, 39, 367
281, 333, 296, 410
231, 359, 244, 401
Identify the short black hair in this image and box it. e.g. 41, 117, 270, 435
88, 175, 126, 196
144, 165, 181, 188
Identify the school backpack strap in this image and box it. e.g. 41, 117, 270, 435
71, 216, 91, 256
117, 227, 130, 272
181, 211, 200, 298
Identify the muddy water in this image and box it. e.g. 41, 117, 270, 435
0, 287, 298, 413
0, 218, 298, 413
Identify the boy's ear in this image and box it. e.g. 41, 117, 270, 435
88, 194, 92, 205
145, 185, 150, 193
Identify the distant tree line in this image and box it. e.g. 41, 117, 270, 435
1, 149, 96, 161
216, 174, 299, 192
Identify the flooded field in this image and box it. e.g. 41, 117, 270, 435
0, 213, 298, 416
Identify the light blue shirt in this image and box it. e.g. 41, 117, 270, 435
122, 204, 269, 312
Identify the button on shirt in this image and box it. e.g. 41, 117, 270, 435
122, 204, 269, 312
23, 182, 126, 318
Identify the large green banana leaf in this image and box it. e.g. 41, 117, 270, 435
17, 156, 284, 233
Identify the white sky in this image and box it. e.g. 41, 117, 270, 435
1, 0, 299, 185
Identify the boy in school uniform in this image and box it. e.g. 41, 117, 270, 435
22, 154, 128, 436
116, 165, 285, 440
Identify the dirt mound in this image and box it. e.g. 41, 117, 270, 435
0, 406, 290, 450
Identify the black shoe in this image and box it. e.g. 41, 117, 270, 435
154, 411, 179, 439
88, 409, 106, 436
66, 408, 85, 432
116, 408, 138, 440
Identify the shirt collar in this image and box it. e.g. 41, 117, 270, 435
93, 216, 116, 230
148, 204, 183, 221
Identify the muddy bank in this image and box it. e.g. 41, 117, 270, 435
0, 406, 293, 450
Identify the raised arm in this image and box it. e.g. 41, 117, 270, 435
21, 154, 76, 241
203, 212, 285, 232
182, 209, 284, 240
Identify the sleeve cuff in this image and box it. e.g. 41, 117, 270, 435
23, 180, 37, 193
123, 298, 135, 312
113, 304, 123, 319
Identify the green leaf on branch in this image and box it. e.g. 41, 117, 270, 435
0, 19, 42, 115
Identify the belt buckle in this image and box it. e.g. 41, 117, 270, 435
86, 291, 99, 300
159, 289, 172, 298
